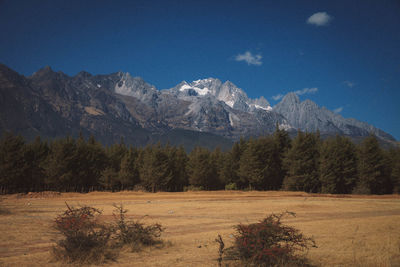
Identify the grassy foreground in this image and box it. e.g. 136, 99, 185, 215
0, 191, 399, 266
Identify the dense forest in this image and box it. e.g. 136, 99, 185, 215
0, 128, 399, 194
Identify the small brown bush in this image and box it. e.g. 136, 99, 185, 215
53, 203, 165, 263
53, 203, 117, 264
112, 204, 164, 251
221, 211, 317, 267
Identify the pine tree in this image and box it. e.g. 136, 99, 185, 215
99, 167, 119, 191
210, 147, 225, 190
139, 144, 172, 192
100, 141, 128, 191
238, 136, 281, 190
273, 125, 291, 189
118, 147, 140, 190
187, 147, 217, 190
163, 145, 188, 191
0, 132, 26, 193
84, 135, 107, 191
319, 135, 357, 194
221, 138, 247, 189
23, 136, 49, 191
220, 151, 236, 188
355, 134, 392, 194
43, 136, 77, 191
387, 147, 400, 193
283, 131, 321, 193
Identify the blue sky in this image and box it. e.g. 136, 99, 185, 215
1, 0, 399, 139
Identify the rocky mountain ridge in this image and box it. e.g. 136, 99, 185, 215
0, 64, 396, 149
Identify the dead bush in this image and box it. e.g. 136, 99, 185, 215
220, 211, 317, 267
112, 204, 164, 251
53, 203, 117, 264
53, 203, 165, 263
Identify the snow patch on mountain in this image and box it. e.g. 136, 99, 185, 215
179, 82, 210, 96
253, 104, 272, 111
225, 100, 234, 108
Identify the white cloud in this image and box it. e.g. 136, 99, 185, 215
343, 80, 355, 88
307, 12, 332, 26
333, 107, 343, 113
272, 94, 284, 101
294, 87, 318, 95
271, 88, 318, 101
234, 51, 262, 66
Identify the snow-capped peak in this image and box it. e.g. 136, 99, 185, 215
178, 81, 210, 96
175, 78, 272, 113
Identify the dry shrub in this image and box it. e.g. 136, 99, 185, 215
112, 204, 164, 251
53, 203, 165, 263
222, 211, 317, 267
53, 203, 117, 264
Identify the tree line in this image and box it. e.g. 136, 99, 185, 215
0, 128, 399, 194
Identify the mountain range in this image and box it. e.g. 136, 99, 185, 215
0, 64, 396, 150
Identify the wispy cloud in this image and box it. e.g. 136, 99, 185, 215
333, 107, 343, 113
272, 88, 318, 101
294, 87, 318, 95
343, 80, 355, 88
234, 51, 262, 66
307, 12, 332, 26
272, 94, 284, 101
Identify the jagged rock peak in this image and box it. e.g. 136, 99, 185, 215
253, 96, 270, 108
114, 72, 157, 97
75, 70, 92, 78
280, 92, 300, 104
301, 99, 319, 109
30, 65, 70, 80
192, 77, 221, 84
31, 65, 54, 77
41, 65, 53, 72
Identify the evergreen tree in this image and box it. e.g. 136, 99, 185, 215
273, 125, 291, 188
65, 134, 107, 192
23, 136, 49, 191
387, 147, 400, 193
239, 136, 281, 190
118, 147, 140, 190
0, 132, 26, 193
210, 147, 225, 189
220, 138, 247, 189
220, 151, 236, 188
187, 147, 218, 190
283, 131, 321, 192
319, 135, 358, 194
99, 167, 119, 191
356, 135, 392, 194
99, 141, 128, 191
139, 144, 172, 192
164, 145, 188, 191
84, 135, 107, 190
43, 137, 78, 191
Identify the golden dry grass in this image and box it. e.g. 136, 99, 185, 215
0, 191, 399, 267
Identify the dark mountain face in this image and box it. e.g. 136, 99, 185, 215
0, 64, 151, 145
0, 64, 395, 150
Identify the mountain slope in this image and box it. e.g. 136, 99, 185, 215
0, 64, 395, 149
0, 64, 234, 149
273, 92, 394, 141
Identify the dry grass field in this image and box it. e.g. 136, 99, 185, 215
0, 191, 399, 267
